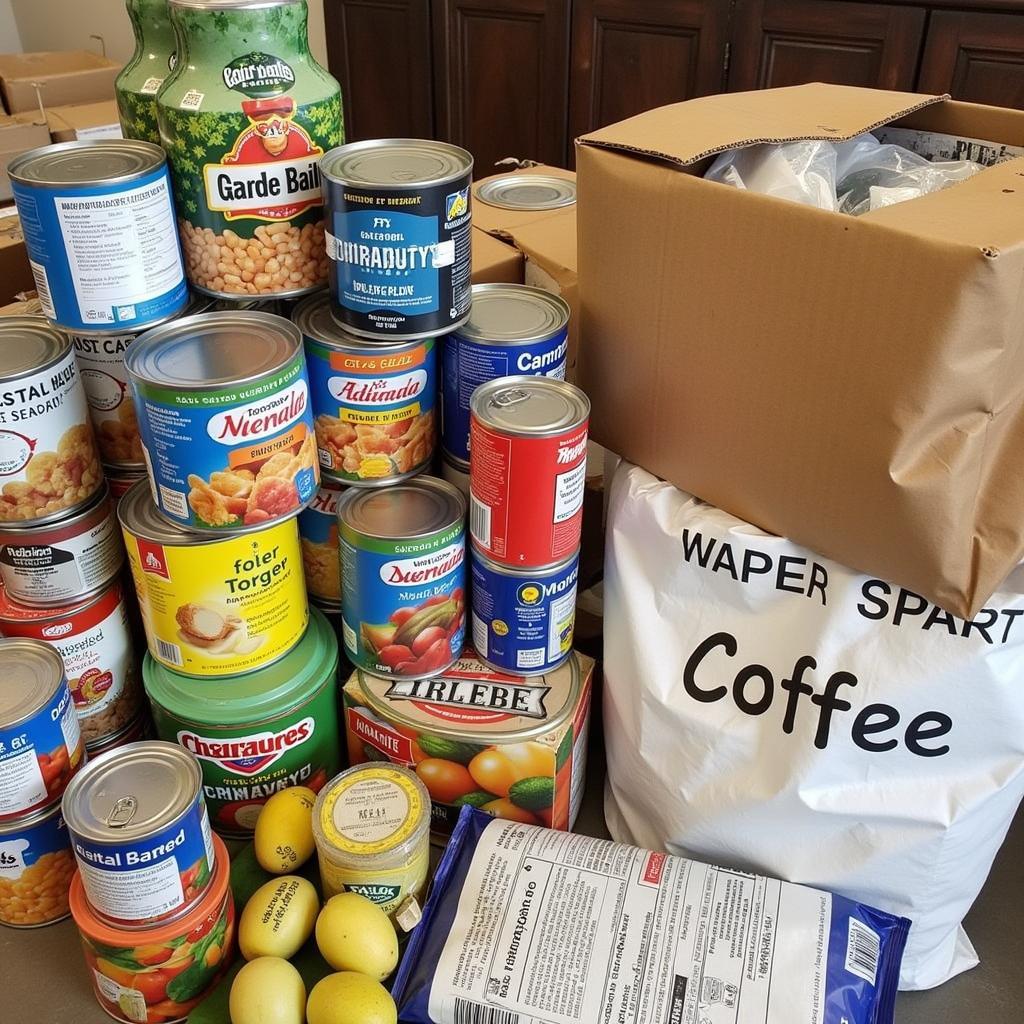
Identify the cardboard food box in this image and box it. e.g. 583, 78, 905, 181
0, 113, 50, 202
0, 51, 121, 115
471, 225, 523, 284
577, 84, 1024, 619
0, 212, 34, 306
45, 100, 123, 143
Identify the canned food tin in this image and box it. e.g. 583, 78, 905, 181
8, 141, 188, 333
441, 284, 569, 462
0, 800, 75, 928
298, 480, 345, 603
106, 468, 148, 505
0, 318, 103, 525
321, 139, 474, 340
71, 832, 234, 1023
62, 740, 217, 927
339, 477, 466, 680
469, 377, 590, 567
0, 483, 123, 606
86, 711, 153, 759
470, 547, 578, 675
295, 290, 438, 486
474, 174, 577, 211
440, 450, 470, 498
0, 638, 83, 820
0, 581, 142, 747
119, 480, 310, 678
145, 605, 340, 837
126, 311, 319, 531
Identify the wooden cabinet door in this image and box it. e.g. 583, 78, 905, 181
323, 0, 434, 141
569, 0, 731, 142
433, 0, 571, 172
728, 0, 926, 92
918, 11, 1024, 110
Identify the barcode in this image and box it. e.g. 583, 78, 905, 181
29, 260, 56, 319
156, 638, 183, 666
845, 918, 881, 986
179, 89, 204, 111
470, 494, 491, 547
452, 999, 522, 1024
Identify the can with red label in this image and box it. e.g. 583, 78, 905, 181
469, 377, 589, 568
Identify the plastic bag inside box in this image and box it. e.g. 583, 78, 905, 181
603, 462, 1024, 990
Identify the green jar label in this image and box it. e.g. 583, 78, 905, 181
116, 0, 176, 144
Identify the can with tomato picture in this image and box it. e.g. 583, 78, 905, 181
339, 476, 466, 680
342, 649, 594, 837
70, 831, 234, 1024
62, 741, 216, 928
0, 638, 84, 821
469, 377, 589, 567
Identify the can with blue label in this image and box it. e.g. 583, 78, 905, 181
61, 740, 216, 928
470, 546, 579, 676
8, 141, 188, 334
0, 800, 76, 927
442, 284, 569, 462
321, 139, 474, 341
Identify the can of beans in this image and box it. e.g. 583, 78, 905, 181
321, 139, 473, 341
298, 480, 345, 604
7, 141, 188, 333
0, 318, 103, 526
62, 740, 217, 928
125, 311, 319, 532
469, 377, 589, 567
441, 284, 569, 462
0, 483, 123, 606
0, 800, 76, 928
339, 476, 467, 679
440, 451, 470, 498
295, 290, 438, 485
470, 547, 579, 675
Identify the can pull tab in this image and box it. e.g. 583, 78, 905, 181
494, 388, 531, 408
106, 796, 137, 829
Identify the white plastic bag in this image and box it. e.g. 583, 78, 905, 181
603, 462, 1024, 990
704, 139, 839, 210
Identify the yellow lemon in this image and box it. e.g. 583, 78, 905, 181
229, 957, 305, 1024
254, 786, 317, 874
238, 876, 319, 960
315, 892, 399, 981
306, 972, 396, 1024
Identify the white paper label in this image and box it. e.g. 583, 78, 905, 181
94, 971, 148, 1023
332, 777, 409, 844
78, 856, 185, 919
553, 461, 586, 524
0, 747, 47, 814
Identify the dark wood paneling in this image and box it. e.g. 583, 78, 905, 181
729, 0, 927, 92
433, 0, 571, 172
918, 11, 1024, 110
324, 0, 434, 141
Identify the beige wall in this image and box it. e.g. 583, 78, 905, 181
9, 0, 328, 65
0, 0, 22, 51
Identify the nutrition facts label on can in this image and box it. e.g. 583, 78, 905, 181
77, 856, 186, 920
0, 747, 47, 815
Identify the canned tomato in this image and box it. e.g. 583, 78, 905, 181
119, 480, 309, 678
339, 477, 466, 679
126, 311, 319, 531
0, 581, 142, 748
0, 318, 103, 525
0, 638, 84, 820
8, 141, 188, 333
343, 650, 593, 837
71, 832, 234, 1024
0, 484, 123, 606
440, 451, 470, 498
298, 480, 344, 603
475, 173, 577, 211
441, 284, 569, 462
145, 605, 340, 837
321, 139, 473, 340
295, 290, 438, 485
0, 800, 75, 928
86, 711, 153, 759
469, 377, 589, 567
62, 740, 216, 927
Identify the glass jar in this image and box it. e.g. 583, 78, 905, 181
116, 0, 177, 144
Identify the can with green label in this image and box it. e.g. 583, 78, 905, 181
144, 605, 341, 837
116, 0, 177, 144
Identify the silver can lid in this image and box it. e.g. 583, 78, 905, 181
293, 291, 418, 355
61, 740, 202, 844
321, 139, 473, 190
339, 475, 465, 541
8, 139, 166, 187
124, 311, 301, 390
475, 174, 577, 211
0, 317, 71, 380
470, 376, 590, 438
0, 638, 67, 730
456, 284, 569, 345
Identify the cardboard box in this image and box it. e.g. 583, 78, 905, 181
577, 84, 1024, 619
0, 211, 34, 306
0, 51, 120, 114
45, 100, 123, 143
471, 226, 523, 284
0, 113, 50, 201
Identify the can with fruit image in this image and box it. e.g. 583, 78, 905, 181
116, 0, 178, 144
342, 650, 594, 837
144, 606, 340, 837
297, 480, 344, 603
70, 831, 234, 1023
339, 476, 466, 680
158, 0, 343, 300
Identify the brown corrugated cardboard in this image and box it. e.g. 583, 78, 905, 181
0, 113, 50, 201
44, 100, 123, 142
0, 51, 120, 114
0, 212, 33, 306
471, 226, 523, 284
577, 84, 1024, 619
